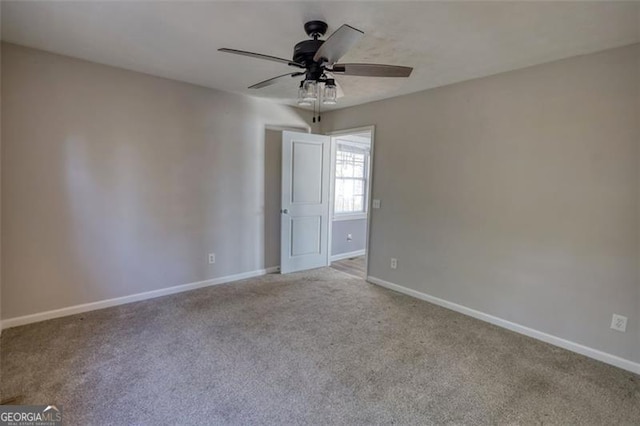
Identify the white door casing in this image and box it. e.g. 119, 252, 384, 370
280, 131, 331, 274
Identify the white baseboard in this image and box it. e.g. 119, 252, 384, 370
330, 249, 366, 262
1, 266, 280, 330
367, 276, 640, 375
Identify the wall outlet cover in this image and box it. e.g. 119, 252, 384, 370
390, 258, 398, 269
208, 253, 216, 264
372, 199, 381, 209
610, 314, 627, 332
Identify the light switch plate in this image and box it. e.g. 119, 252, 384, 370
372, 199, 381, 209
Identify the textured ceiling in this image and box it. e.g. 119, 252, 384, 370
2, 1, 639, 111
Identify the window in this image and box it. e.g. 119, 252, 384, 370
334, 141, 370, 215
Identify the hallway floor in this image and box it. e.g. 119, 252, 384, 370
331, 255, 366, 278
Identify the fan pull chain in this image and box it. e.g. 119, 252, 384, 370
312, 98, 316, 123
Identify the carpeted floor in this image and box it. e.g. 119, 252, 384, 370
1, 267, 639, 424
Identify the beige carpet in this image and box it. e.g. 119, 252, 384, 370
1, 267, 639, 424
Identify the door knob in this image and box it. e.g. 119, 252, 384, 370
281, 209, 289, 214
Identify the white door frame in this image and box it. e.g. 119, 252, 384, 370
266, 126, 309, 273
325, 125, 376, 278
265, 125, 309, 133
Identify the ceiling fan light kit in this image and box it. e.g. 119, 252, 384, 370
297, 85, 312, 106
219, 20, 413, 109
297, 79, 337, 106
300, 80, 318, 103
323, 79, 337, 105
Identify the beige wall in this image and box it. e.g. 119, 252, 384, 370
1, 43, 311, 319
321, 44, 640, 363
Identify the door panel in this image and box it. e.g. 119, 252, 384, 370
281, 131, 330, 274
292, 142, 323, 204
290, 216, 321, 256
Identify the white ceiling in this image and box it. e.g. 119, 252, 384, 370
2, 1, 639, 111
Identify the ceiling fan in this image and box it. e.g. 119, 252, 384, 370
219, 20, 413, 107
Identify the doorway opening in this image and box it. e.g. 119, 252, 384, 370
328, 127, 374, 279
277, 126, 374, 277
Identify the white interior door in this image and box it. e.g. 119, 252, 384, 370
281, 131, 331, 274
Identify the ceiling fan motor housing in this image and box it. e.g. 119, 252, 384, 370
293, 20, 330, 74
293, 39, 324, 67
304, 20, 328, 38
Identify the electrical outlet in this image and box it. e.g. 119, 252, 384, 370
610, 314, 627, 332
208, 253, 216, 264
372, 199, 381, 209
390, 258, 398, 269
347, 233, 353, 242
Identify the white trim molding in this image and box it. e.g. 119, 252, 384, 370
325, 125, 375, 281
1, 266, 280, 330
367, 275, 640, 375
333, 213, 367, 222
330, 249, 366, 263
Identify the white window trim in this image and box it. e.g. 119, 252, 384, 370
334, 142, 370, 217
333, 212, 368, 221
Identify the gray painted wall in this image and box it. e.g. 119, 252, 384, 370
1, 43, 311, 319
321, 44, 640, 364
331, 219, 367, 257
264, 129, 283, 271
0, 11, 2, 325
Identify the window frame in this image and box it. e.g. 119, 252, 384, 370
333, 140, 370, 220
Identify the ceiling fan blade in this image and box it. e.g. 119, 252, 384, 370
325, 72, 345, 98
248, 72, 304, 89
313, 24, 364, 65
219, 48, 305, 69
331, 63, 413, 77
